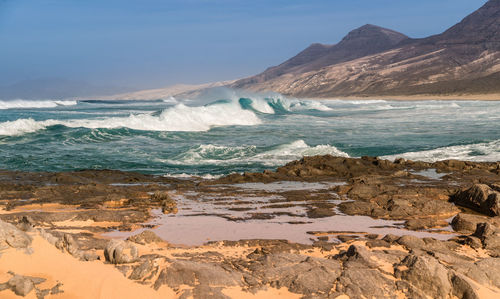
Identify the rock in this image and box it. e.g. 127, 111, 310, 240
336, 253, 396, 298
154, 260, 242, 290
405, 218, 448, 230
56, 234, 80, 256
396, 255, 452, 298
0, 219, 32, 250
151, 191, 178, 214
396, 235, 426, 250
451, 272, 482, 299
382, 234, 400, 243
129, 260, 154, 280
7, 275, 35, 296
16, 216, 34, 232
104, 240, 138, 264
127, 230, 164, 245
452, 184, 500, 216
247, 253, 341, 296
451, 213, 497, 233
306, 207, 336, 218
473, 223, 500, 253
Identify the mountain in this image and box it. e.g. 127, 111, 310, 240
236, 24, 408, 85
232, 0, 500, 98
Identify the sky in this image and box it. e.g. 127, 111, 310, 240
0, 0, 489, 93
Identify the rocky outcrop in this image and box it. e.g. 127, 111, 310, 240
452, 184, 500, 216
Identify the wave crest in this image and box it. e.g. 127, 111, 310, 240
383, 140, 500, 162
163, 140, 349, 166
0, 99, 77, 110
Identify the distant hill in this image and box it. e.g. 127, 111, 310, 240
0, 78, 129, 100
232, 0, 500, 98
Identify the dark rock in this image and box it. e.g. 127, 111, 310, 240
452, 184, 500, 216
246, 253, 341, 296
127, 230, 164, 245
151, 191, 178, 214
405, 218, 449, 230
473, 223, 500, 253
451, 213, 497, 233
366, 239, 391, 248
396, 255, 451, 298
306, 207, 336, 218
129, 260, 154, 280
396, 235, 426, 250
154, 260, 242, 290
382, 234, 400, 243
16, 216, 35, 232
451, 272, 482, 299
336, 259, 396, 298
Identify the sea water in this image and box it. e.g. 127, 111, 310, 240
0, 88, 499, 176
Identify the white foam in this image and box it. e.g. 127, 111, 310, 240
63, 102, 261, 131
249, 98, 275, 114
163, 173, 223, 180
0, 99, 77, 109
163, 140, 349, 166
0, 101, 262, 136
383, 139, 500, 162
0, 118, 57, 136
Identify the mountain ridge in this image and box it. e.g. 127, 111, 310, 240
231, 0, 500, 98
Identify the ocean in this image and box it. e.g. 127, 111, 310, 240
1, 89, 499, 177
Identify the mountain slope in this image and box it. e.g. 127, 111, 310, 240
234, 24, 408, 86
232, 0, 500, 97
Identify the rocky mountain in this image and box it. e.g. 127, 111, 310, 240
232, 0, 500, 97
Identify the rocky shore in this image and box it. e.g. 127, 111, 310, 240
0, 156, 499, 298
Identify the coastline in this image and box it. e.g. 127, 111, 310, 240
316, 94, 500, 101
319, 93, 500, 101
1, 156, 499, 298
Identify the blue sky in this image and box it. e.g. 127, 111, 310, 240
0, 0, 488, 91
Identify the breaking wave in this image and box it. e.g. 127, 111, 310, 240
383, 139, 500, 162
0, 118, 58, 136
0, 99, 77, 110
163, 140, 349, 166
0, 95, 334, 136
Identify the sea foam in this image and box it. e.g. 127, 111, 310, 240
0, 99, 77, 109
0, 101, 262, 136
162, 140, 349, 166
383, 139, 500, 162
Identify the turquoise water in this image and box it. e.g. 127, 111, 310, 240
1, 89, 499, 177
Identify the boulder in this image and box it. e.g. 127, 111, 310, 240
0, 219, 32, 250
127, 230, 164, 245
396, 255, 452, 298
104, 240, 138, 264
7, 275, 35, 297
451, 213, 494, 233
452, 184, 500, 216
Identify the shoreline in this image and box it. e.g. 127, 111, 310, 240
319, 93, 500, 101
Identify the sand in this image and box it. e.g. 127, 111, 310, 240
0, 236, 176, 299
